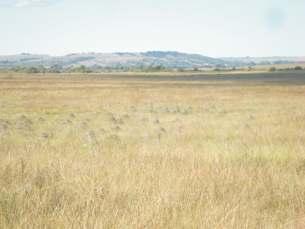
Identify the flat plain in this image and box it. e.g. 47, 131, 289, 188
1, 72, 305, 228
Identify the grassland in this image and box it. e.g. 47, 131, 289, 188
0, 72, 305, 228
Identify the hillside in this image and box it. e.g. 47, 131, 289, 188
0, 51, 227, 69
221, 56, 305, 66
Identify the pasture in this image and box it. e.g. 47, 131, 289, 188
1, 72, 305, 228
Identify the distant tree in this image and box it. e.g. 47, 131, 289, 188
36, 65, 47, 74
294, 66, 303, 70
11, 66, 23, 72
26, 67, 40, 74
153, 65, 165, 71
49, 65, 62, 73
70, 65, 92, 73
145, 65, 166, 72
269, 67, 277, 72
193, 67, 199, 72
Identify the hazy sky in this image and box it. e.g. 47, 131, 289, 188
0, 0, 304, 57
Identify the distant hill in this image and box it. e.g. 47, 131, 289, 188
221, 56, 305, 66
0, 51, 227, 69
1, 52, 304, 70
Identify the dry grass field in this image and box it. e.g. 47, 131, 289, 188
1, 72, 305, 228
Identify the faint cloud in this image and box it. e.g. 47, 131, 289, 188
0, 0, 60, 7
264, 8, 286, 30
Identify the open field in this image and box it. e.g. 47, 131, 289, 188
1, 72, 305, 228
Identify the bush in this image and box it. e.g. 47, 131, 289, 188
70, 65, 93, 73
269, 67, 277, 72
26, 67, 40, 74
294, 66, 303, 71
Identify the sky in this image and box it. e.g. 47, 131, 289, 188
0, 0, 304, 57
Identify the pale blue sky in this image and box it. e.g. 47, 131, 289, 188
0, 0, 304, 57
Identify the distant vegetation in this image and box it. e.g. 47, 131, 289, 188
269, 66, 304, 72
1, 64, 304, 74
294, 66, 303, 70
269, 67, 277, 72
4, 64, 172, 74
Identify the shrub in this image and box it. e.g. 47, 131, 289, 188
294, 66, 303, 71
269, 67, 277, 72
26, 67, 40, 74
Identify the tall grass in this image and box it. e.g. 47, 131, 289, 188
0, 74, 305, 228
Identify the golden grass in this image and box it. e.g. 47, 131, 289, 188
0, 73, 305, 228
